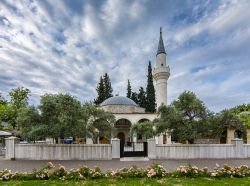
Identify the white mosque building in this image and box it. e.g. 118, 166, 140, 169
100, 28, 171, 145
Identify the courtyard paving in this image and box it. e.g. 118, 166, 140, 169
1, 156, 250, 172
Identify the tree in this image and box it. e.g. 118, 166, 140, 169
9, 87, 30, 109
16, 106, 41, 140
229, 104, 250, 128
85, 105, 115, 144
210, 110, 245, 142
154, 104, 179, 136
238, 112, 250, 128
155, 91, 209, 143
0, 87, 31, 129
103, 73, 113, 99
39, 94, 85, 141
137, 87, 147, 108
131, 92, 138, 104
230, 104, 250, 113
0, 104, 17, 128
127, 80, 132, 98
130, 121, 156, 139
94, 76, 106, 105
0, 93, 7, 105
146, 61, 156, 113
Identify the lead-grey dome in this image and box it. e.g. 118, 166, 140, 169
100, 96, 137, 106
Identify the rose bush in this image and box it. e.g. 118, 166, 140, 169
1, 162, 250, 181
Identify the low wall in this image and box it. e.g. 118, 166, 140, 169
15, 144, 112, 160
5, 137, 121, 160
148, 138, 250, 159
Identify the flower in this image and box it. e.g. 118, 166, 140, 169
47, 162, 55, 169
147, 169, 157, 178
211, 172, 217, 177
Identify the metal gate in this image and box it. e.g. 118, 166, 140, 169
120, 142, 147, 157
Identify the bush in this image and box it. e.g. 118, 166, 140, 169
1, 162, 250, 181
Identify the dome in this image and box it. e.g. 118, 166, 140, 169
100, 96, 137, 106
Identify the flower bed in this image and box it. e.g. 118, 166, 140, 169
1, 162, 250, 181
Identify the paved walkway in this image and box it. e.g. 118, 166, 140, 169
1, 156, 250, 172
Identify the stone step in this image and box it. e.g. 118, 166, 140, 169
120, 157, 149, 161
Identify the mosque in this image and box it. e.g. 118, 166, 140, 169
100, 28, 171, 145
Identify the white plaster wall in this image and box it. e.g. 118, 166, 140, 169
101, 105, 145, 114
149, 139, 250, 159
155, 79, 168, 108
14, 144, 112, 160
156, 53, 166, 68
114, 113, 157, 124
243, 144, 250, 158
153, 52, 170, 108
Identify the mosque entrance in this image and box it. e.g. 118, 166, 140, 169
117, 132, 125, 146
120, 141, 148, 157
115, 119, 148, 157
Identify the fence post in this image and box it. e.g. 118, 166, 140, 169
147, 138, 156, 159
111, 138, 120, 159
5, 136, 19, 160
232, 138, 244, 158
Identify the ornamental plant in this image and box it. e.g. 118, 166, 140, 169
1, 163, 250, 181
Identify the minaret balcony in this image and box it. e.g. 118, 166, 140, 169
153, 66, 170, 81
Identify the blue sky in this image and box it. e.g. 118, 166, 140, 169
0, 0, 249, 112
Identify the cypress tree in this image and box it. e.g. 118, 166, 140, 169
103, 73, 113, 99
137, 87, 147, 108
94, 76, 106, 105
146, 61, 156, 112
131, 92, 138, 104
127, 80, 132, 98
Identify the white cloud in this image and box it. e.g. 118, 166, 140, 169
0, 0, 249, 112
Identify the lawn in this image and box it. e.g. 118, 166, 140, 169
1, 177, 250, 186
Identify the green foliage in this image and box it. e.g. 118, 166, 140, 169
131, 92, 138, 104
103, 73, 113, 100
16, 106, 41, 138
0, 93, 7, 105
155, 105, 179, 135
9, 87, 30, 109
2, 163, 250, 183
130, 121, 155, 139
126, 80, 132, 98
0, 87, 30, 129
85, 105, 115, 143
14, 92, 115, 143
155, 91, 209, 143
39, 94, 86, 140
0, 104, 17, 129
228, 103, 250, 128
238, 112, 250, 127
210, 110, 244, 140
137, 87, 147, 108
94, 76, 105, 105
94, 73, 113, 105
230, 104, 250, 114
146, 61, 156, 113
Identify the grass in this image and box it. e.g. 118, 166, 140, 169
1, 177, 250, 186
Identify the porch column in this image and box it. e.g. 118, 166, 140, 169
247, 128, 250, 144
227, 127, 235, 144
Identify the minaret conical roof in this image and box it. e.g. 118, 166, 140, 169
157, 27, 166, 55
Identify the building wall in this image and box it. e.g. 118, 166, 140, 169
114, 113, 157, 124
101, 105, 145, 114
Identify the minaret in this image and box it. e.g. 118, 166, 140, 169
153, 27, 170, 109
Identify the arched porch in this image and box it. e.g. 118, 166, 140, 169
114, 119, 132, 146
